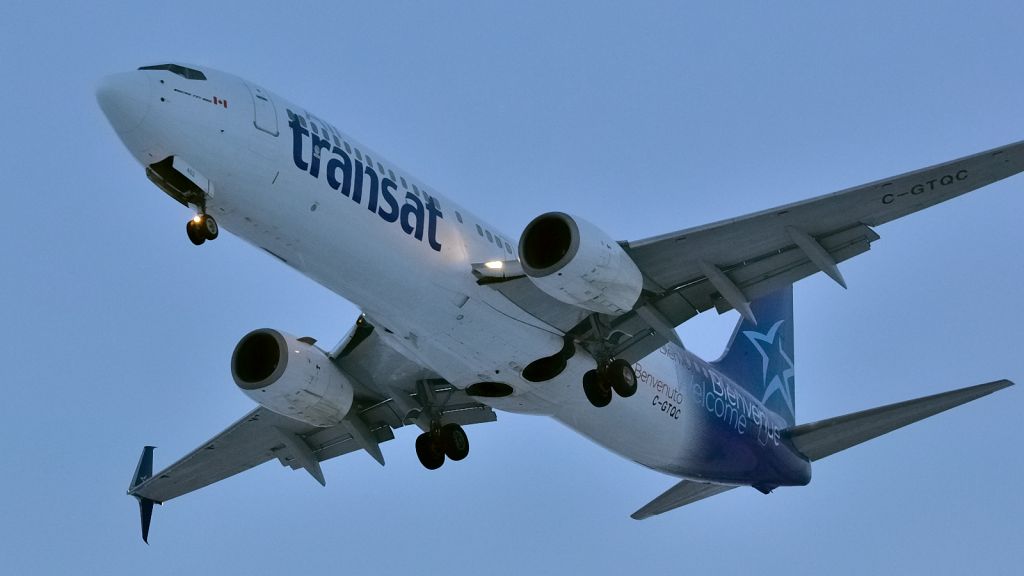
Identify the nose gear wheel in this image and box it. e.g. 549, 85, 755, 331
186, 214, 219, 245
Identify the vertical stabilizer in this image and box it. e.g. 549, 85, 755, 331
711, 286, 796, 425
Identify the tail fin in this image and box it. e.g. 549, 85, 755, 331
711, 285, 796, 425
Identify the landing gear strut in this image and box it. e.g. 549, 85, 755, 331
186, 213, 219, 245
583, 358, 637, 408
415, 422, 470, 470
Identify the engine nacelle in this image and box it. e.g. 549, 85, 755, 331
231, 329, 354, 427
518, 212, 643, 316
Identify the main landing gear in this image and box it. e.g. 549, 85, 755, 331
186, 213, 219, 245
415, 422, 469, 470
583, 358, 637, 408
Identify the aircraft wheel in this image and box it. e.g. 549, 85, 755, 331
186, 219, 206, 245
606, 359, 637, 398
200, 214, 219, 240
441, 423, 469, 461
583, 369, 612, 408
415, 431, 445, 470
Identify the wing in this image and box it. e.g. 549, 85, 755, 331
491, 140, 1024, 362
127, 317, 496, 537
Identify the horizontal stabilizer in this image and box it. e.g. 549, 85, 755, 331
785, 379, 1013, 461
631, 480, 736, 520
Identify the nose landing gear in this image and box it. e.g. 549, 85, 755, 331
186, 214, 219, 245
583, 358, 637, 408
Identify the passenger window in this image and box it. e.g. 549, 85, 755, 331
344, 142, 352, 154
365, 154, 374, 167
400, 177, 408, 188
378, 162, 386, 175
388, 169, 396, 181
455, 211, 464, 223
412, 184, 421, 197
476, 224, 484, 236
354, 148, 363, 161
505, 241, 513, 254
485, 230, 493, 242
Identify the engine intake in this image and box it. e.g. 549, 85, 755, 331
231, 329, 354, 427
518, 212, 642, 316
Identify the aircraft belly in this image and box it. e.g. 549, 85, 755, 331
214, 179, 566, 400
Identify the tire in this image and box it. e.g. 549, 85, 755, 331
415, 432, 445, 470
186, 220, 205, 245
440, 423, 470, 461
583, 369, 612, 408
201, 215, 219, 240
606, 358, 638, 398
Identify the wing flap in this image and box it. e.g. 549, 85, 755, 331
786, 379, 1014, 462
631, 480, 736, 520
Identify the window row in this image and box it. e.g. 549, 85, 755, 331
296, 112, 513, 256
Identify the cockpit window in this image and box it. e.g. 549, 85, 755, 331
138, 64, 207, 80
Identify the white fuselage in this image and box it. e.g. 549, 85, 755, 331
104, 66, 793, 482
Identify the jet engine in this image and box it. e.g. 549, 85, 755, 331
518, 212, 643, 316
231, 328, 354, 427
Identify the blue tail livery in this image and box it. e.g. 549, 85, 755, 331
712, 286, 796, 426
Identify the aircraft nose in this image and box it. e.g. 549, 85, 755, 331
96, 72, 152, 134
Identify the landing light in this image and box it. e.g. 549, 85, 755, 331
484, 260, 504, 270
192, 214, 203, 224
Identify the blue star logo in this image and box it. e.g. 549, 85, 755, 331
742, 320, 795, 418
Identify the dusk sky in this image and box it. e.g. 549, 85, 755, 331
2, 2, 1021, 574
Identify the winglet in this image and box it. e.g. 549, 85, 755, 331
128, 446, 159, 543
137, 497, 156, 544
130, 446, 155, 490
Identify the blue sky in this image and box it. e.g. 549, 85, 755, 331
2, 2, 1021, 574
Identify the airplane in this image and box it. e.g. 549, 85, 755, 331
97, 63, 1020, 543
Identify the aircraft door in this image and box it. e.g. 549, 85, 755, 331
246, 83, 279, 136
